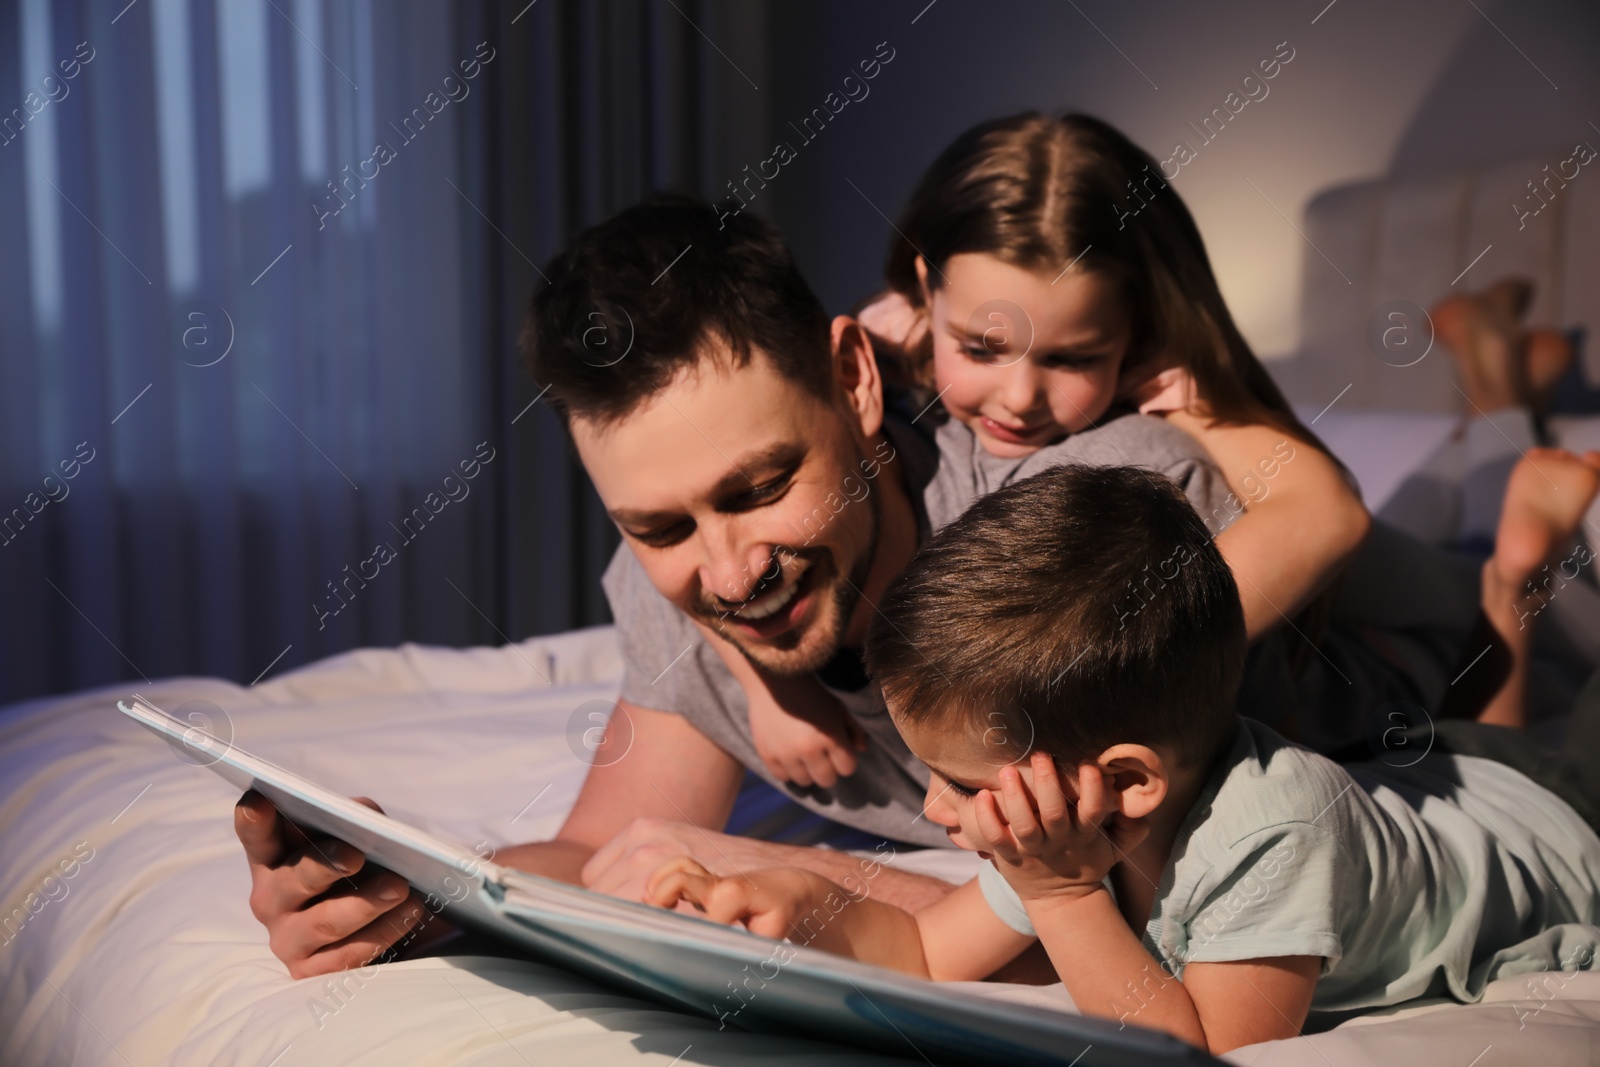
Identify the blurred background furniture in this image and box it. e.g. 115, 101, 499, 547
1272, 146, 1600, 416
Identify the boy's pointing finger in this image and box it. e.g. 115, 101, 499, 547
645, 855, 714, 908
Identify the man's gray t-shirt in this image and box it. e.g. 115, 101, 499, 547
600, 411, 1233, 847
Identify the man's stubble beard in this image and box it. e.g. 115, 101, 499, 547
714, 483, 880, 678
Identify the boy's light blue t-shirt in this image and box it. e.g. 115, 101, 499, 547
978, 720, 1600, 1013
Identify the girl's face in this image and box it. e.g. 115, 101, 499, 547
925, 253, 1130, 459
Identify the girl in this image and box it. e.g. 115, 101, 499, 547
724, 112, 1598, 786
868, 111, 1365, 641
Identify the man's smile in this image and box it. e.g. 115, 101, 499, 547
715, 556, 827, 643
728, 557, 813, 621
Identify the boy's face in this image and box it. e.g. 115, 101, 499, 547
893, 708, 1054, 856
927, 254, 1129, 459
572, 337, 884, 675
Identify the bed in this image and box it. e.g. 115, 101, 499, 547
3, 584, 1600, 1067
7, 154, 1600, 1065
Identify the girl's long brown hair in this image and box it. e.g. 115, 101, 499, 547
883, 111, 1324, 451
882, 111, 1344, 682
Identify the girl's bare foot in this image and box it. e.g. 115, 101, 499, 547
1482, 277, 1534, 325
1526, 328, 1576, 411
1477, 448, 1600, 726
1432, 292, 1525, 412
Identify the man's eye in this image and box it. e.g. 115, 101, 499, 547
738, 475, 793, 509
631, 522, 692, 548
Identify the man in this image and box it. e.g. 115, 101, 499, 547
236, 194, 1229, 978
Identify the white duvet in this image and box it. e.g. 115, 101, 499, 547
3, 624, 1599, 1066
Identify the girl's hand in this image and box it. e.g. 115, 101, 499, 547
856, 290, 929, 354
970, 754, 1149, 904
645, 856, 838, 941
695, 616, 867, 789
1117, 364, 1195, 415
746, 679, 868, 789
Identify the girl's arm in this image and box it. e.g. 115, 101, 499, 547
1163, 411, 1371, 642
692, 621, 867, 788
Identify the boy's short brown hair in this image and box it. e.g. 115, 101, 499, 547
865, 465, 1245, 769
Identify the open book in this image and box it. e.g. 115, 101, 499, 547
119, 697, 1217, 1066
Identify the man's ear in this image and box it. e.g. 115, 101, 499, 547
1094, 744, 1169, 820
830, 315, 884, 439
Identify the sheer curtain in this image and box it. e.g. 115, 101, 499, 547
0, 0, 768, 704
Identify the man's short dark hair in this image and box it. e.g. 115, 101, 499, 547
521, 193, 835, 426
866, 465, 1245, 769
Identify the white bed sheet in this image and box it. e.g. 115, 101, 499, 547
4, 480, 1600, 1065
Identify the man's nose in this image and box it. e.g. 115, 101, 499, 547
699, 522, 777, 604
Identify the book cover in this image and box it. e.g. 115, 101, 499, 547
119, 697, 1217, 1066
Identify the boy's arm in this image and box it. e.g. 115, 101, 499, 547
1164, 413, 1370, 642
1028, 889, 1319, 1053
974, 757, 1323, 1052
582, 820, 957, 912
909, 878, 1039, 980
647, 860, 1031, 981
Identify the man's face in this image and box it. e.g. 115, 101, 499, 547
572, 340, 882, 675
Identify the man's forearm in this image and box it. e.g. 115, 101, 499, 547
495, 839, 596, 885
387, 839, 595, 964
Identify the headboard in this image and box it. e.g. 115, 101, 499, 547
1268, 145, 1600, 413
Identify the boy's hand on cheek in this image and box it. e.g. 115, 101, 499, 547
973, 755, 1148, 904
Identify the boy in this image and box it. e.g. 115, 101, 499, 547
647, 465, 1600, 1054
